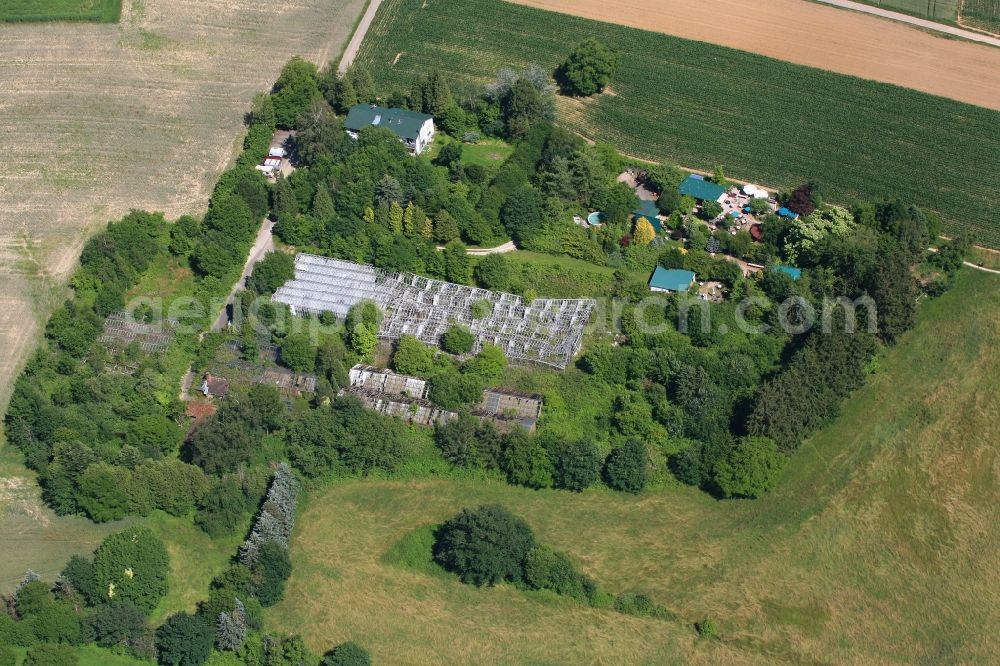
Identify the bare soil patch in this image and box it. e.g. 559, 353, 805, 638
508, 0, 1000, 110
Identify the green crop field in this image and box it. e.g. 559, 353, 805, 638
962, 0, 1000, 32
355, 0, 1000, 246
270, 268, 1000, 664
0, 0, 122, 22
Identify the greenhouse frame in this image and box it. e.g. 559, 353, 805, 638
273, 254, 595, 368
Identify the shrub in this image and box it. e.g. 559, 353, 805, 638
470, 299, 493, 319
695, 617, 718, 638
83, 602, 148, 652
156, 612, 214, 666
549, 438, 601, 492
392, 335, 436, 376
711, 436, 785, 499
322, 642, 371, 666
613, 591, 671, 619
428, 370, 483, 410
500, 429, 553, 489
603, 439, 647, 494
23, 644, 77, 666
433, 505, 535, 586
523, 546, 590, 600
92, 527, 169, 614
462, 343, 507, 381
440, 324, 475, 354
252, 542, 292, 607
195, 478, 250, 538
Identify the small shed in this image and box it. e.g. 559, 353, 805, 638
648, 267, 696, 293
200, 373, 230, 398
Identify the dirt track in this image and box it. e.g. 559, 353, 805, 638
508, 0, 1000, 111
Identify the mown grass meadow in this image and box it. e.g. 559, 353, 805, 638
356, 0, 1000, 245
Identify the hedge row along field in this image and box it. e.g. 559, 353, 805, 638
0, 0, 121, 23
355, 0, 1000, 246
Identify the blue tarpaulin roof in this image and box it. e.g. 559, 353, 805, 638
649, 267, 695, 292
777, 207, 800, 220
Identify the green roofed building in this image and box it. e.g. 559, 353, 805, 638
678, 174, 727, 203
632, 199, 662, 231
345, 104, 436, 155
648, 266, 696, 293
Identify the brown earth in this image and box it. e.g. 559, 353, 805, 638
508, 0, 1000, 111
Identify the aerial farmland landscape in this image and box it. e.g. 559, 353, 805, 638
0, 0, 998, 664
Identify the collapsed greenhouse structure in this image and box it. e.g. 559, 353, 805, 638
273, 254, 596, 369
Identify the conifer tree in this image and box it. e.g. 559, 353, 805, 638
388, 202, 404, 235
633, 217, 655, 246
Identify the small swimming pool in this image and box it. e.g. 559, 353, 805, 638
587, 211, 605, 226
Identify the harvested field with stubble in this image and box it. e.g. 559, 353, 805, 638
0, 0, 366, 414
0, 0, 366, 590
508, 0, 1000, 110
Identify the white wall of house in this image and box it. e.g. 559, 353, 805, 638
413, 119, 435, 155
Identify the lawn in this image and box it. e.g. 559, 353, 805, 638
0, 0, 121, 22
145, 511, 248, 624
355, 0, 1000, 246
269, 267, 1000, 663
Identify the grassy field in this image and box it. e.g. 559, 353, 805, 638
0, 0, 121, 22
962, 0, 1000, 32
0, 0, 368, 594
0, 446, 124, 590
270, 267, 1000, 664
355, 0, 1000, 246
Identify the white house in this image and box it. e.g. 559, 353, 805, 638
344, 104, 435, 155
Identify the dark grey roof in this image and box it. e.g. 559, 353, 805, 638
344, 104, 431, 141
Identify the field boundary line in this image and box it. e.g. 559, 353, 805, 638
812, 0, 1000, 46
